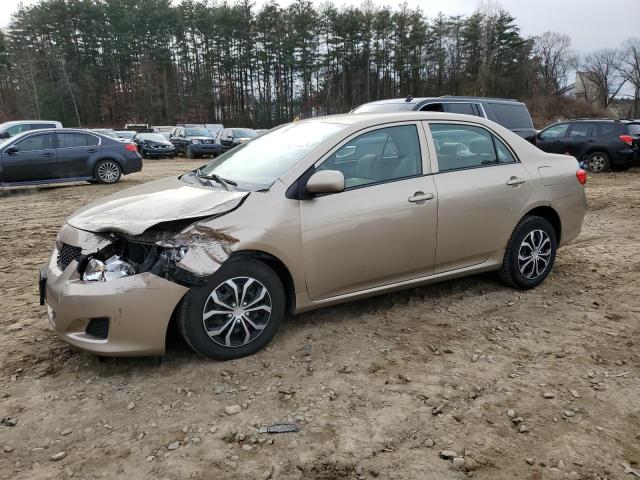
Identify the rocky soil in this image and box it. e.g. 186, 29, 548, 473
0, 160, 639, 479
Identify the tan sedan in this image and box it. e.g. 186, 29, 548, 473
41, 113, 587, 360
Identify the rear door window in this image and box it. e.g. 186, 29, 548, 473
430, 123, 515, 172
15, 133, 54, 151
57, 133, 99, 148
488, 103, 534, 129
445, 103, 477, 116
30, 123, 56, 130
568, 123, 595, 137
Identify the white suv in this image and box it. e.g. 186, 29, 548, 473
0, 120, 63, 139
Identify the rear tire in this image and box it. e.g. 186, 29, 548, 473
178, 258, 285, 360
94, 159, 122, 184
585, 151, 610, 172
498, 216, 557, 290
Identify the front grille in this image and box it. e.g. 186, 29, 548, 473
57, 244, 82, 270
85, 317, 109, 339
202, 139, 213, 144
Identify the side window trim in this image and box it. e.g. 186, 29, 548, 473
424, 120, 520, 174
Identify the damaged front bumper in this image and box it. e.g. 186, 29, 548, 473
40, 223, 211, 356
43, 245, 188, 356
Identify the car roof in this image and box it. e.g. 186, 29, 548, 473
5, 127, 114, 142
359, 96, 522, 106
0, 120, 61, 127
295, 111, 501, 128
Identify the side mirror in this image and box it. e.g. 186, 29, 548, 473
0, 131, 10, 139
306, 170, 345, 194
5, 146, 18, 155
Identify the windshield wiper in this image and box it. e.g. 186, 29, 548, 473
195, 168, 237, 190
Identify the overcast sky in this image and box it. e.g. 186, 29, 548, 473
1, 0, 637, 54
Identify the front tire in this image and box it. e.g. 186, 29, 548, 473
94, 159, 122, 184
498, 216, 557, 289
178, 258, 285, 360
187, 147, 196, 159
585, 151, 610, 172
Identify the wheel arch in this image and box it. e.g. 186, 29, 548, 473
229, 250, 297, 315
521, 205, 562, 242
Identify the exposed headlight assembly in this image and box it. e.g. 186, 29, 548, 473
82, 255, 136, 282
190, 139, 200, 144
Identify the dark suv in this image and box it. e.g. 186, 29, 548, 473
170, 126, 220, 158
536, 119, 640, 172
352, 96, 536, 143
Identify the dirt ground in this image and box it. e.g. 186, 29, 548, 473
0, 159, 639, 480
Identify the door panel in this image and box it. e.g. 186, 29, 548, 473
433, 163, 532, 273
301, 176, 438, 300
56, 133, 99, 177
1, 133, 57, 182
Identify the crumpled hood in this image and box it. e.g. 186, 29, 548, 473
67, 176, 248, 235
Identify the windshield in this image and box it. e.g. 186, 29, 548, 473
137, 133, 167, 142
233, 129, 257, 138
186, 128, 211, 137
196, 122, 343, 189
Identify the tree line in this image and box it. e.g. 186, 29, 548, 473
0, 0, 638, 128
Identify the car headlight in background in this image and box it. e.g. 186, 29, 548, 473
190, 139, 200, 144
82, 255, 136, 282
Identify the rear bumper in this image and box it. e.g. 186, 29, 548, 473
611, 149, 635, 166
122, 156, 143, 174
42, 248, 188, 356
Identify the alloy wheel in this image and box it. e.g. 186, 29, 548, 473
518, 229, 552, 280
202, 277, 272, 348
97, 161, 120, 183
587, 154, 607, 172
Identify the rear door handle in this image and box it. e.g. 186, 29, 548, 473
87, 148, 97, 153
506, 177, 527, 186
408, 192, 435, 204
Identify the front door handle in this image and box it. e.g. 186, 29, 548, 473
408, 192, 435, 204
42, 152, 54, 157
506, 177, 527, 186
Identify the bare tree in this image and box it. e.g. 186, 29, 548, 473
581, 49, 626, 109
533, 31, 576, 95
619, 38, 640, 116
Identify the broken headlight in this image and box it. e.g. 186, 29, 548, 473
82, 255, 136, 282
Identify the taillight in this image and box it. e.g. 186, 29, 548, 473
576, 169, 587, 185
619, 134, 633, 146
125, 143, 137, 152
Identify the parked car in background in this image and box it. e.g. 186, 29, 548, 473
91, 128, 123, 141
0, 128, 141, 186
40, 112, 586, 360
352, 96, 537, 143
115, 130, 136, 141
217, 128, 257, 153
536, 119, 640, 172
125, 123, 151, 132
170, 126, 220, 158
0, 120, 62, 139
205, 124, 224, 137
133, 132, 175, 158
255, 129, 268, 136
153, 126, 174, 140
